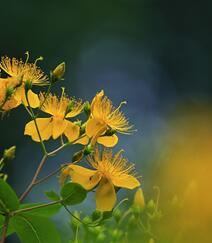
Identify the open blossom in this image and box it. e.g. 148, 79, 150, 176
0, 53, 48, 110
86, 90, 133, 147
61, 147, 140, 211
24, 91, 88, 144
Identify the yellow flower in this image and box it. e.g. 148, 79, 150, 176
0, 53, 48, 110
24, 91, 88, 144
61, 147, 140, 211
86, 90, 133, 147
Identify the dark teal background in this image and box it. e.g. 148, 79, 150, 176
0, 1, 212, 242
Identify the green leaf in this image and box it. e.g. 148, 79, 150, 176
10, 213, 61, 243
45, 191, 60, 201
60, 182, 87, 205
0, 215, 15, 236
0, 178, 19, 212
19, 203, 61, 217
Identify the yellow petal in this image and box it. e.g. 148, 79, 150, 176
68, 164, 101, 190
86, 118, 106, 138
3, 97, 19, 111
74, 135, 89, 145
52, 118, 67, 139
111, 174, 140, 189
96, 177, 116, 211
91, 90, 104, 117
24, 118, 52, 142
14, 86, 24, 103
97, 134, 118, 147
26, 90, 40, 108
64, 121, 80, 142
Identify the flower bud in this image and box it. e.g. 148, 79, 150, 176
149, 239, 155, 243
66, 100, 74, 113
3, 146, 16, 161
133, 188, 145, 211
96, 232, 106, 242
84, 144, 94, 156
110, 229, 123, 241
83, 101, 91, 116
147, 199, 156, 213
51, 62, 65, 82
80, 123, 86, 135
73, 120, 82, 127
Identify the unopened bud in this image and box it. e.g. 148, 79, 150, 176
80, 123, 86, 135
3, 146, 16, 161
96, 232, 106, 242
84, 101, 91, 116
149, 239, 155, 243
147, 199, 156, 213
51, 62, 65, 82
66, 100, 74, 113
133, 188, 145, 212
73, 120, 82, 127
111, 229, 123, 241
84, 144, 94, 156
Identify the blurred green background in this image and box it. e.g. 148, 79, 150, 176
1, 0, 212, 242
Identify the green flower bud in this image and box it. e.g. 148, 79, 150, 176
84, 144, 94, 156
82, 216, 92, 225
149, 238, 155, 243
66, 100, 74, 113
51, 62, 65, 82
147, 199, 156, 213
96, 232, 106, 242
80, 123, 86, 135
3, 146, 16, 161
83, 101, 91, 117
110, 229, 123, 241
128, 215, 137, 227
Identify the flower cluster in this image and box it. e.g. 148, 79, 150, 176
0, 53, 141, 212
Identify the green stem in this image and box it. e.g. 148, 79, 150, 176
0, 215, 9, 243
34, 164, 68, 186
19, 154, 48, 202
12, 200, 63, 216
118, 208, 132, 225
62, 204, 100, 228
